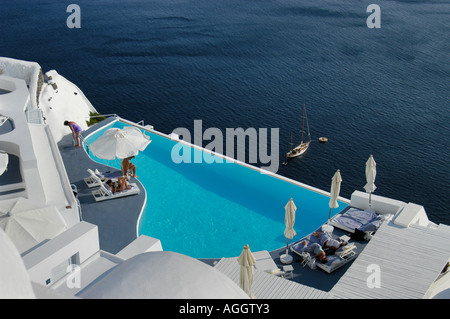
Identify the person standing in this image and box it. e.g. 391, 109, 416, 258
64, 120, 82, 148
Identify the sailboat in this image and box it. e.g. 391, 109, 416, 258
286, 104, 311, 159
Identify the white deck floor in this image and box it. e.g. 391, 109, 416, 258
330, 222, 450, 299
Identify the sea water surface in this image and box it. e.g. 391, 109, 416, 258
1, 0, 449, 226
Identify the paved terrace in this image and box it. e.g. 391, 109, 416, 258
58, 117, 147, 254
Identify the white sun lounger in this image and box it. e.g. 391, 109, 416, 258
290, 241, 357, 274
92, 182, 140, 201
84, 169, 105, 188
317, 250, 356, 273
329, 207, 382, 233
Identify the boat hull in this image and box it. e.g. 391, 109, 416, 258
286, 141, 310, 158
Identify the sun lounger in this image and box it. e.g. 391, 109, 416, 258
329, 207, 383, 233
289, 231, 358, 274
84, 169, 105, 188
92, 182, 140, 201
317, 250, 356, 273
290, 241, 357, 274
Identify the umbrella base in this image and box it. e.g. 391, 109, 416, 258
321, 224, 334, 234
280, 254, 293, 264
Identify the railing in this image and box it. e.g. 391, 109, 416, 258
71, 184, 83, 221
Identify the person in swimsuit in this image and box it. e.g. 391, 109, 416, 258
106, 177, 131, 194
299, 241, 328, 264
313, 231, 346, 250
121, 156, 137, 178
64, 120, 82, 148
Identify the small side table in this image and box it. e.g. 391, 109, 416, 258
339, 235, 351, 243
283, 265, 294, 279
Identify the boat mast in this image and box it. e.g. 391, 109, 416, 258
304, 105, 311, 141
290, 132, 293, 152
300, 104, 305, 144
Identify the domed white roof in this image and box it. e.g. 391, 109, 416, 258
77, 251, 249, 299
0, 227, 35, 298
432, 288, 450, 299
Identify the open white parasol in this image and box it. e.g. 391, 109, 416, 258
0, 197, 68, 253
90, 126, 151, 160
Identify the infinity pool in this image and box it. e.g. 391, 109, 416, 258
86, 120, 348, 258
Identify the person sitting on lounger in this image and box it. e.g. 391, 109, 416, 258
299, 241, 328, 264
313, 231, 346, 251
106, 177, 131, 194
121, 156, 137, 178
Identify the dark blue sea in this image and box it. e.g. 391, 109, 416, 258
1, 0, 449, 224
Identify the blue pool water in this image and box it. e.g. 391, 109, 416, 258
86, 120, 347, 258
